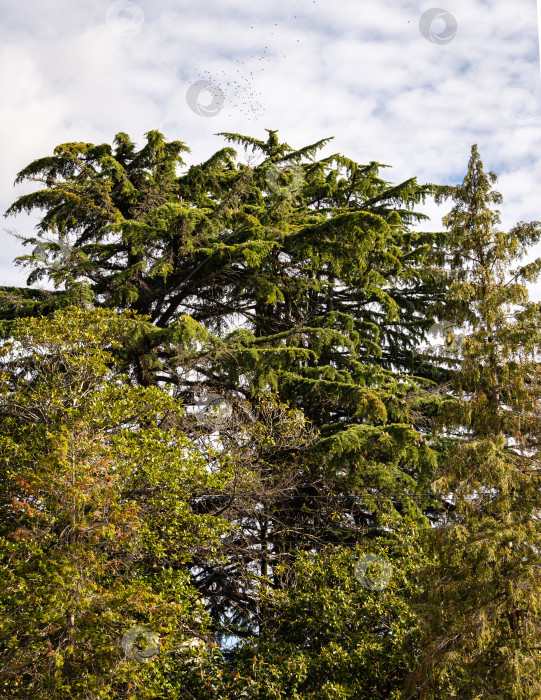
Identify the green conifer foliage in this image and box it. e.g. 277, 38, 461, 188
407, 145, 541, 698
2, 131, 454, 694
2, 130, 448, 497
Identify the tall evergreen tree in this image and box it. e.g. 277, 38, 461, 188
2, 130, 453, 694
406, 145, 541, 698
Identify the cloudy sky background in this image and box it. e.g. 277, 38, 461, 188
1, 0, 540, 295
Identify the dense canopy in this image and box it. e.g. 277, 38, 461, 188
1, 131, 541, 698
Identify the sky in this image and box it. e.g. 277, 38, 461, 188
1, 0, 541, 294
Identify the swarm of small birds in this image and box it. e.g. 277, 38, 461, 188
190, 9, 318, 121
193, 38, 280, 122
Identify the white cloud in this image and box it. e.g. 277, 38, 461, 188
1, 0, 540, 291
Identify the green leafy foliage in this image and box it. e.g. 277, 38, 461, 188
3, 133, 541, 697
0, 307, 231, 699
